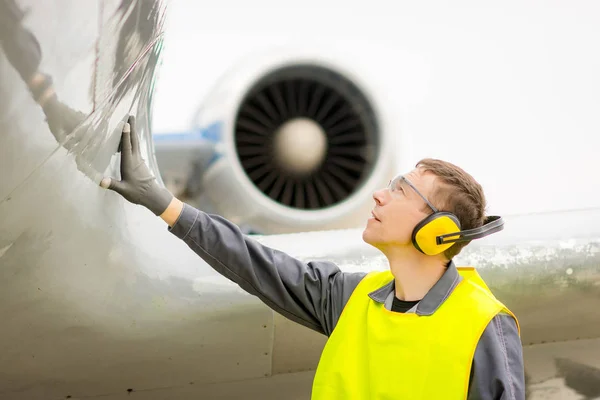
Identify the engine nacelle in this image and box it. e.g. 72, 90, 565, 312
183, 47, 396, 234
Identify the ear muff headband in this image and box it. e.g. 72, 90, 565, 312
412, 214, 504, 256
436, 215, 504, 245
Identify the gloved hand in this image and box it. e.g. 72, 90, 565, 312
100, 115, 173, 216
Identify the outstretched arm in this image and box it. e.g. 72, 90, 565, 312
100, 117, 365, 335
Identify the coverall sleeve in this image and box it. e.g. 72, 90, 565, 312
168, 202, 365, 336
468, 313, 526, 400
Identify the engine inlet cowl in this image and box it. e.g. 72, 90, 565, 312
234, 64, 379, 210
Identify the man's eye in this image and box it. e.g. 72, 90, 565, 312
390, 184, 402, 194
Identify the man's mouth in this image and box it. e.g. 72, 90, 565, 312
371, 211, 380, 221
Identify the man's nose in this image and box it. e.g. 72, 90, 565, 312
372, 188, 387, 205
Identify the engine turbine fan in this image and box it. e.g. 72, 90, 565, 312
186, 51, 395, 234
234, 64, 378, 212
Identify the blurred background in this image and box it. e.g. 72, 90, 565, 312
150, 0, 600, 236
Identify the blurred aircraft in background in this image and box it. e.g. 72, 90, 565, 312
1, 0, 599, 399
150, 0, 600, 236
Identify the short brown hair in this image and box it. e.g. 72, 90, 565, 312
416, 158, 487, 259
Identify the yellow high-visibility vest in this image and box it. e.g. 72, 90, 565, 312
311, 267, 519, 399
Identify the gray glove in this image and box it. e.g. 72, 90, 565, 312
100, 115, 173, 216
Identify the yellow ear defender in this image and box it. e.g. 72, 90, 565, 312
412, 213, 504, 256
391, 174, 504, 256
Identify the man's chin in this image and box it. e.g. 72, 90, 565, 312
362, 229, 387, 251
361, 229, 375, 245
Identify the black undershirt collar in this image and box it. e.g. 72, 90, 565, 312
391, 296, 420, 313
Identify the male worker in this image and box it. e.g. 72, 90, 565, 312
101, 116, 525, 399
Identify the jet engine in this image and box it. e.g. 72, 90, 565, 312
159, 48, 396, 234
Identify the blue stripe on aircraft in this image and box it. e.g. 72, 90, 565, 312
153, 121, 223, 144
153, 121, 225, 168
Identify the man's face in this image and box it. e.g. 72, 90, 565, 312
362, 167, 438, 250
